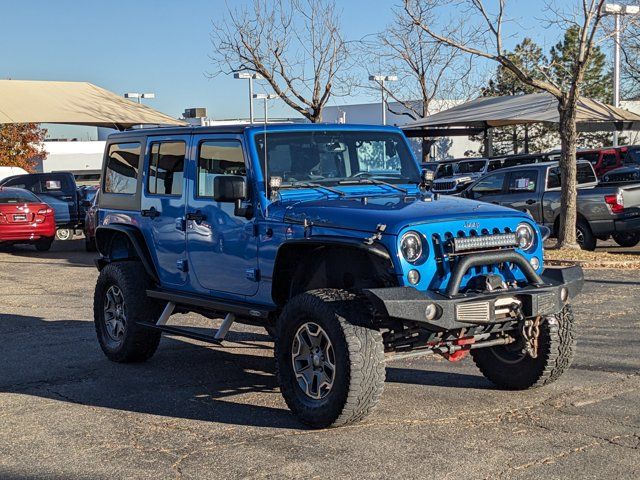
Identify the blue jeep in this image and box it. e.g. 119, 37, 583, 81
93, 124, 583, 428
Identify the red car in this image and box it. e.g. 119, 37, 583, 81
0, 187, 56, 251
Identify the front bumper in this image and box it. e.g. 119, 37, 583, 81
364, 265, 583, 330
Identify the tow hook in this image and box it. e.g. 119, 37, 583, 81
444, 337, 476, 362
521, 316, 541, 358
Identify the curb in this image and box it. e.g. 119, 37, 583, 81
545, 258, 640, 269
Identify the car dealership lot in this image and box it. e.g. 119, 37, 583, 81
1, 241, 639, 479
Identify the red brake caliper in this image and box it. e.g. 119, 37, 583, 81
444, 336, 476, 362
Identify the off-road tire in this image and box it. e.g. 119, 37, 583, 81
275, 289, 386, 428
612, 232, 640, 248
94, 262, 162, 363
577, 220, 596, 251
471, 305, 576, 390
35, 238, 53, 251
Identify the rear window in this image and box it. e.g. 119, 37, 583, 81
104, 142, 141, 195
508, 170, 537, 192
1, 174, 73, 194
0, 189, 40, 204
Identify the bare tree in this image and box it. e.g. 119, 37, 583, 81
361, 3, 476, 161
210, 0, 349, 123
404, 0, 608, 249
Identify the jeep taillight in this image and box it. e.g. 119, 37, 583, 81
35, 207, 53, 223
605, 194, 624, 214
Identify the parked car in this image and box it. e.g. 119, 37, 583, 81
82, 187, 100, 251
92, 123, 582, 428
0, 187, 56, 251
600, 145, 640, 183
0, 166, 29, 182
431, 153, 550, 194
462, 160, 640, 250
575, 145, 640, 178
0, 172, 81, 240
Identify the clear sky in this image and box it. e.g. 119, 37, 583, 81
1, 0, 594, 138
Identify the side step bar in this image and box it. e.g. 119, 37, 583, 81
146, 289, 274, 319
137, 321, 223, 345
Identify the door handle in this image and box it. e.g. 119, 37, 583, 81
525, 199, 536, 205
186, 211, 207, 223
141, 207, 161, 218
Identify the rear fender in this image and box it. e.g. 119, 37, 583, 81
95, 224, 159, 283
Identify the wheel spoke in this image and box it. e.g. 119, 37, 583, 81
291, 322, 336, 400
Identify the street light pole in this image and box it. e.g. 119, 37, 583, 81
369, 75, 398, 125
235, 72, 264, 124
124, 92, 156, 104
605, 3, 640, 146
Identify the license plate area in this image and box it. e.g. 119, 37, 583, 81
12, 214, 27, 222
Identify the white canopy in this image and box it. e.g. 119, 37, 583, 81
0, 80, 187, 130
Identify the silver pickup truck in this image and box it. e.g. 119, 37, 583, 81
461, 160, 640, 250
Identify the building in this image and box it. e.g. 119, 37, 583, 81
36, 140, 105, 185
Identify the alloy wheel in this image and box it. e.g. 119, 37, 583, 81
103, 285, 127, 343
291, 322, 336, 400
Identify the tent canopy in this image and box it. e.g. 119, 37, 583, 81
0, 80, 187, 130
402, 92, 640, 137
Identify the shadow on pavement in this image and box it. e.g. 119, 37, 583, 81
0, 239, 96, 267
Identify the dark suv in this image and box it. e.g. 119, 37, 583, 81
93, 124, 582, 428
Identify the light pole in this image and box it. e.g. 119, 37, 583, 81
235, 72, 264, 124
124, 92, 156, 104
252, 93, 278, 124
369, 75, 398, 125
605, 3, 640, 145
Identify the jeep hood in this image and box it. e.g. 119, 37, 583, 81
269, 193, 527, 235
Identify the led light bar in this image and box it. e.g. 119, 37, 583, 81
451, 232, 518, 253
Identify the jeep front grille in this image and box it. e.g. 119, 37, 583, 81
432, 180, 456, 192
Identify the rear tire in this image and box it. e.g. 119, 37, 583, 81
93, 262, 162, 363
35, 238, 53, 252
471, 305, 576, 390
85, 236, 97, 252
612, 232, 640, 248
275, 289, 385, 428
576, 220, 596, 251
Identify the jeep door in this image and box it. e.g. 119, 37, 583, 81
186, 136, 258, 296
140, 136, 188, 287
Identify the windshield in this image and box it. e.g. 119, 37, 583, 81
254, 131, 420, 186
457, 160, 487, 174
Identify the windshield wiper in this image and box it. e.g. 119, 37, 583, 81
280, 182, 346, 197
337, 178, 407, 194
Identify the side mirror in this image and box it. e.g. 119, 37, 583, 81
213, 175, 247, 202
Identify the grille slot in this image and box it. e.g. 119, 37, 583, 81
432, 180, 457, 192
456, 301, 491, 323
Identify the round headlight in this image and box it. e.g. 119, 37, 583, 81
400, 231, 423, 263
516, 223, 535, 251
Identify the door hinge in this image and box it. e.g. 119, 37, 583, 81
245, 268, 260, 281
176, 259, 189, 272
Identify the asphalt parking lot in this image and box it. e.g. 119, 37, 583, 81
1, 240, 639, 479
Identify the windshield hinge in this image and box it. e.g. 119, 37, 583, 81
364, 224, 387, 245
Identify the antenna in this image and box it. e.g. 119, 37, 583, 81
253, 94, 277, 200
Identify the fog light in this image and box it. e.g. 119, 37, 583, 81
530, 256, 540, 270
407, 269, 420, 285
560, 287, 569, 303
425, 303, 438, 321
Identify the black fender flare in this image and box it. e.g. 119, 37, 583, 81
95, 224, 159, 284
271, 236, 394, 305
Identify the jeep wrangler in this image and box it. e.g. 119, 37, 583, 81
93, 124, 582, 428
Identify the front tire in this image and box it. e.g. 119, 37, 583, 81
93, 262, 162, 363
471, 305, 576, 390
35, 238, 53, 251
612, 232, 640, 248
275, 289, 385, 428
576, 221, 596, 251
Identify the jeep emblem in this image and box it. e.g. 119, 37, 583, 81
464, 221, 480, 229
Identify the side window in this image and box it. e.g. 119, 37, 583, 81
577, 152, 598, 166
197, 140, 246, 198
508, 170, 537, 193
471, 172, 505, 195
104, 142, 141, 195
547, 167, 561, 189
147, 141, 185, 196
603, 153, 617, 167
